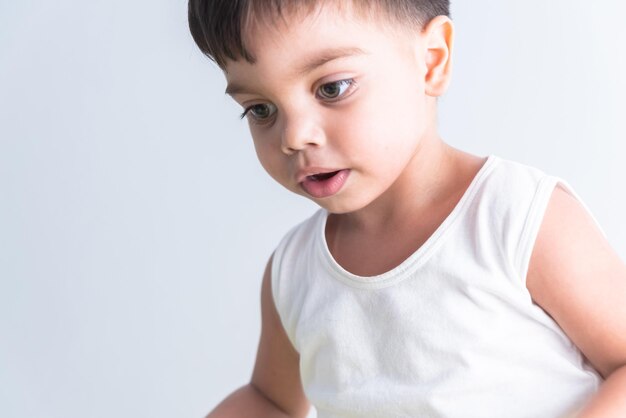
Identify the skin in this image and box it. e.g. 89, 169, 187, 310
211, 2, 626, 416
225, 3, 485, 276
526, 184, 626, 417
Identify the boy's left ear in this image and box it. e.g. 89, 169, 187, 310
421, 16, 454, 97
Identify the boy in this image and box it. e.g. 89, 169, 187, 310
188, 1, 626, 417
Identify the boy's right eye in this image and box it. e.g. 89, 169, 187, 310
240, 103, 277, 123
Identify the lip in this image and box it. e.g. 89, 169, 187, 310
299, 169, 350, 199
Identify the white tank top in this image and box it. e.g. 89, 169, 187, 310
271, 154, 604, 418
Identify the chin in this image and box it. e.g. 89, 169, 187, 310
313, 195, 371, 215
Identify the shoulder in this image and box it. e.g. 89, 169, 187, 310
480, 155, 547, 195
276, 209, 324, 248
269, 208, 325, 332
472, 155, 550, 221
526, 183, 626, 379
272, 208, 325, 270
468, 156, 553, 279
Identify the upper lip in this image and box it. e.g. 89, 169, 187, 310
296, 167, 344, 183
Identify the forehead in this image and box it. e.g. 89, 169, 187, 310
224, 2, 419, 92
242, 1, 411, 53
241, 1, 389, 39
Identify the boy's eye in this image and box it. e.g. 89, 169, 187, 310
317, 79, 355, 100
238, 79, 356, 124
240, 103, 277, 122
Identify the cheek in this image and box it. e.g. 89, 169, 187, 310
251, 136, 273, 169
252, 138, 289, 182
339, 98, 424, 156
356, 80, 424, 132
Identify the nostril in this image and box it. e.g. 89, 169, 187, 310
281, 144, 298, 155
281, 120, 326, 153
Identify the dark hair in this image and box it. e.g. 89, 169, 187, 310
188, 0, 450, 69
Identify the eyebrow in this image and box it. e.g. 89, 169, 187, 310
225, 46, 368, 96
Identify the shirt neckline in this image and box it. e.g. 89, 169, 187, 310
316, 154, 500, 289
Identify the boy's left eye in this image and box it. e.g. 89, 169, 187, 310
316, 79, 356, 100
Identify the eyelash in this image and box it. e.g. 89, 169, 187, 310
239, 78, 358, 125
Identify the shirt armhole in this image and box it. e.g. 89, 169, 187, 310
270, 229, 300, 352
514, 175, 608, 285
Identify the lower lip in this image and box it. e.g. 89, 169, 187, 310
300, 169, 350, 198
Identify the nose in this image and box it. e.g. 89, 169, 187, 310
280, 112, 326, 155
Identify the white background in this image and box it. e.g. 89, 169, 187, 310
1, 1, 625, 417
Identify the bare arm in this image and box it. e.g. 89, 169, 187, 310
205, 384, 292, 417
526, 185, 626, 417
206, 254, 311, 418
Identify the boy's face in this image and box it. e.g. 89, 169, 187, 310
224, 3, 450, 214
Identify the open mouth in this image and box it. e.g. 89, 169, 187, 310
308, 171, 341, 181
301, 169, 350, 198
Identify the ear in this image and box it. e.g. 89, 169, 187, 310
422, 15, 454, 97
